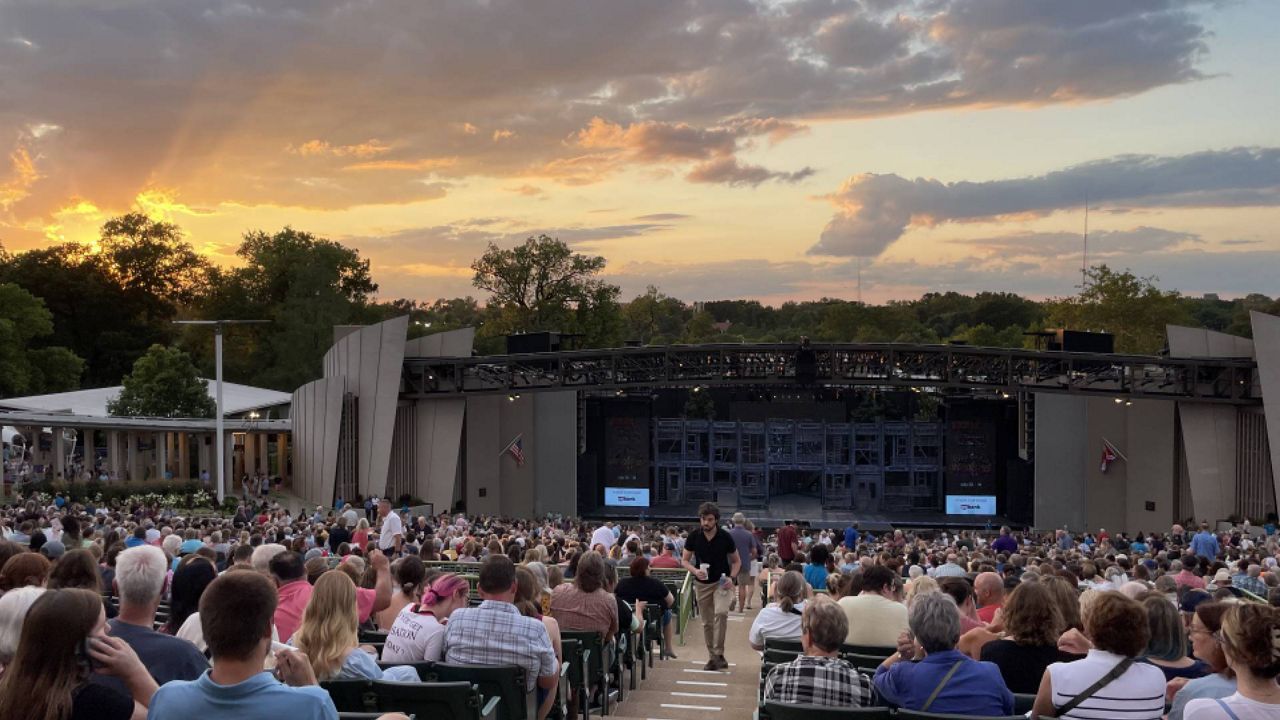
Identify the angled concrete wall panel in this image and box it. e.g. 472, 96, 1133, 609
1250, 311, 1280, 514
414, 399, 466, 513
322, 316, 409, 499
290, 377, 343, 507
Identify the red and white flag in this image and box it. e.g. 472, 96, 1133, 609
1100, 440, 1118, 473
502, 435, 526, 467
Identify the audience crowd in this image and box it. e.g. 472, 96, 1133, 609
0, 487, 1276, 720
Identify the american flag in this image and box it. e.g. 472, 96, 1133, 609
503, 435, 526, 466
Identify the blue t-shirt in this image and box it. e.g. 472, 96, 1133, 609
148, 670, 337, 720
803, 563, 829, 591
844, 527, 859, 549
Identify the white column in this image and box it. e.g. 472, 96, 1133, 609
127, 432, 140, 481
53, 428, 66, 479
156, 432, 167, 480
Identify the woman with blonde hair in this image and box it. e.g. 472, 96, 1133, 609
749, 570, 807, 651
352, 518, 371, 550
292, 571, 418, 682
905, 575, 940, 609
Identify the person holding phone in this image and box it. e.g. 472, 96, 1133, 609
0, 588, 158, 720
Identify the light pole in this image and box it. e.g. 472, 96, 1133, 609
173, 319, 270, 505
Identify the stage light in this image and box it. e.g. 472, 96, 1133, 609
508, 393, 520, 402
1114, 397, 1123, 404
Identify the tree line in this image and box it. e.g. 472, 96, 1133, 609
1, 217, 1275, 401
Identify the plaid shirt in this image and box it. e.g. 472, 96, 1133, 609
764, 655, 875, 708
443, 600, 557, 691
1233, 574, 1267, 598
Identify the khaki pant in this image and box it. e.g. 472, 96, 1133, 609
694, 580, 731, 658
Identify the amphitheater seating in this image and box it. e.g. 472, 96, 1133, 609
323, 679, 499, 720
428, 663, 533, 720
890, 707, 1029, 712
763, 702, 893, 720
560, 630, 617, 716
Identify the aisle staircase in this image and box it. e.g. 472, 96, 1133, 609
610, 607, 762, 720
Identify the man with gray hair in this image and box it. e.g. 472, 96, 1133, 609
763, 596, 874, 707
729, 512, 761, 613
93, 545, 208, 696
873, 592, 1013, 715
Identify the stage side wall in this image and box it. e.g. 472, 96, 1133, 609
534, 391, 578, 517
1035, 395, 1175, 534
464, 392, 578, 517
1035, 394, 1087, 532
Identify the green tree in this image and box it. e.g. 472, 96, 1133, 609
0, 283, 85, 395
108, 344, 215, 418
469, 234, 624, 349
1045, 265, 1192, 354
683, 310, 718, 343
623, 286, 690, 344
97, 213, 211, 313
0, 243, 170, 386
189, 228, 380, 391
471, 235, 615, 334
952, 323, 1027, 348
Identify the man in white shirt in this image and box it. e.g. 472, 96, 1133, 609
376, 498, 403, 553
590, 522, 616, 552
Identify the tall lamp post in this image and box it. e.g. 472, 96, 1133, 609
173, 319, 270, 505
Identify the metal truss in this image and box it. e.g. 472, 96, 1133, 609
401, 342, 1259, 404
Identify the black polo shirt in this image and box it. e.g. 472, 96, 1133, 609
684, 526, 737, 584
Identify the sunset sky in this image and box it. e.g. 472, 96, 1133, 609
1, 0, 1278, 305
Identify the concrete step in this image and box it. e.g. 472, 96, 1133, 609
621, 690, 758, 709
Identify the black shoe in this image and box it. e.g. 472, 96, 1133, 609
713, 655, 730, 670
702, 658, 718, 671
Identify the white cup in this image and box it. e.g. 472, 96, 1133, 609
699, 563, 710, 576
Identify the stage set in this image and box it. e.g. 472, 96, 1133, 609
277, 316, 1277, 535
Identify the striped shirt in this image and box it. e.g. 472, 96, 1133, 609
1047, 649, 1166, 720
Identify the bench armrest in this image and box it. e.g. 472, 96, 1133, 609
479, 695, 502, 720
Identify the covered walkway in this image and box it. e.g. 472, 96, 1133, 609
0, 409, 290, 496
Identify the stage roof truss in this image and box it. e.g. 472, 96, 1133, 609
403, 343, 1259, 404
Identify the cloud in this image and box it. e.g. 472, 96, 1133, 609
561, 117, 811, 185
813, 147, 1280, 257
0, 0, 1219, 220
634, 213, 690, 221
289, 139, 390, 159
505, 184, 545, 196
954, 226, 1202, 258
608, 245, 1280, 305
686, 157, 814, 187
1220, 238, 1261, 246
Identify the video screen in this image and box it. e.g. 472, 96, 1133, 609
604, 487, 650, 507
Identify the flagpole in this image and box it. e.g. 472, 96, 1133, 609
1101, 437, 1128, 462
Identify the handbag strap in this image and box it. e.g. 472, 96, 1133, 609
920, 660, 964, 712
1215, 699, 1242, 720
1055, 657, 1134, 717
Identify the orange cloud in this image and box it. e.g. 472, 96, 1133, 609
343, 157, 459, 172
0, 147, 39, 210
290, 139, 391, 159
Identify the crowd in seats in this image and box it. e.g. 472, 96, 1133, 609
753, 519, 1280, 719
0, 490, 1277, 719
